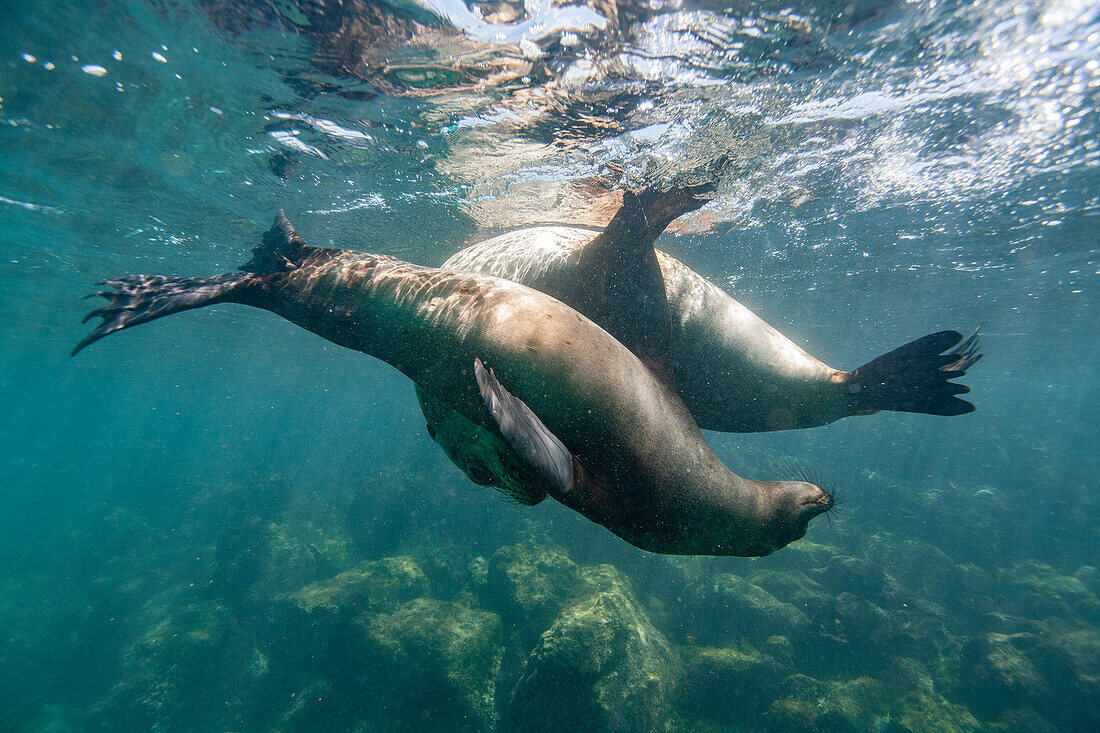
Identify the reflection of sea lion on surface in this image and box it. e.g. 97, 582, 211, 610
74, 213, 834, 557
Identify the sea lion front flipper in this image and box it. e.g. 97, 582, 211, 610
474, 359, 575, 497
573, 190, 674, 379
416, 386, 548, 506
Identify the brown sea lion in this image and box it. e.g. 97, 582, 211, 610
74, 212, 834, 556
442, 188, 982, 433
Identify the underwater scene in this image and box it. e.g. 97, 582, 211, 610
1, 0, 1098, 730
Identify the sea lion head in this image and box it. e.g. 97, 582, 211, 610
629, 478, 835, 557
740, 480, 835, 557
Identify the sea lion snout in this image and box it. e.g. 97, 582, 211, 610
750, 480, 834, 556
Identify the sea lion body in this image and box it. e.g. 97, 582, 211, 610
75, 215, 833, 556
443, 221, 979, 432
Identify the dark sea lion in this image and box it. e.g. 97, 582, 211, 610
442, 188, 982, 433
74, 213, 834, 557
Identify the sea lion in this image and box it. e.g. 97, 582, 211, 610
442, 187, 982, 433
74, 212, 834, 557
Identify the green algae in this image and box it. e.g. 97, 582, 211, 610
484, 541, 577, 631
3, 471, 1098, 732
679, 645, 791, 727
506, 565, 680, 733
287, 556, 429, 615
764, 661, 978, 733
361, 598, 503, 732
687, 573, 809, 647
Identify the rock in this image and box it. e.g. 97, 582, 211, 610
359, 598, 502, 732
751, 570, 831, 617
815, 676, 892, 732
959, 632, 1051, 707
260, 556, 431, 705
211, 517, 355, 604
959, 630, 1100, 731
285, 556, 428, 616
764, 540, 839, 573
863, 538, 954, 600
479, 541, 580, 708
801, 592, 894, 673
817, 555, 892, 599
1075, 565, 1100, 597
89, 598, 249, 731
468, 555, 489, 589
764, 698, 819, 732
998, 561, 1100, 624
506, 565, 680, 733
886, 659, 979, 733
678, 646, 790, 726
980, 708, 1059, 733
687, 573, 808, 647
765, 664, 977, 733
764, 674, 828, 733
272, 680, 343, 731
949, 563, 997, 625
484, 541, 577, 636
411, 541, 475, 600
764, 635, 796, 667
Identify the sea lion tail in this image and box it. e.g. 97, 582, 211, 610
843, 328, 983, 416
72, 272, 254, 355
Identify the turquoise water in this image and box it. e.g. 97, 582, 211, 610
2, 0, 1098, 730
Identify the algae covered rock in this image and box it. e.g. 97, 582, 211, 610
484, 541, 577, 634
359, 598, 502, 732
764, 661, 978, 733
802, 591, 895, 672
678, 645, 790, 726
261, 555, 431, 700
272, 679, 343, 731
506, 565, 680, 733
751, 570, 832, 618
687, 573, 808, 647
90, 598, 250, 731
997, 560, 1100, 624
818, 554, 892, 598
286, 555, 429, 616
958, 630, 1100, 731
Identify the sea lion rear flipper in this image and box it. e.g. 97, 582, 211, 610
72, 272, 254, 355
844, 328, 983, 416
637, 181, 715, 238
474, 358, 575, 497
238, 210, 318, 274
574, 190, 675, 379
74, 211, 319, 355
